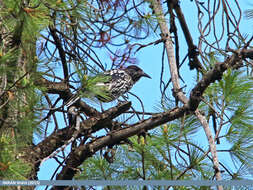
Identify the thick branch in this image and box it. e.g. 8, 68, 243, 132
34, 77, 70, 95
27, 102, 131, 179
28, 101, 131, 161
188, 48, 253, 110
55, 106, 188, 180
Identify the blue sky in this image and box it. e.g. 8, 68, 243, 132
35, 0, 253, 188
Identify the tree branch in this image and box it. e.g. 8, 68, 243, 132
34, 77, 100, 117
195, 110, 223, 190
54, 106, 188, 181
49, 26, 69, 82
168, 0, 204, 71
151, 0, 188, 104
27, 101, 131, 179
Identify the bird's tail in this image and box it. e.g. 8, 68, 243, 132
65, 74, 113, 107
65, 93, 81, 107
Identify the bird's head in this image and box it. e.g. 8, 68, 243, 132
124, 65, 151, 83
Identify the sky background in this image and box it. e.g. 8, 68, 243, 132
35, 0, 253, 189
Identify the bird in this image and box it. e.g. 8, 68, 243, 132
66, 65, 151, 106
95, 65, 151, 102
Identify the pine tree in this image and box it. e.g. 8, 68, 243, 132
0, 1, 252, 190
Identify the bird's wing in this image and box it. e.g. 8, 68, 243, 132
94, 69, 134, 101
103, 69, 133, 90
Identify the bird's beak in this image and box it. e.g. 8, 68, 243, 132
141, 72, 151, 79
